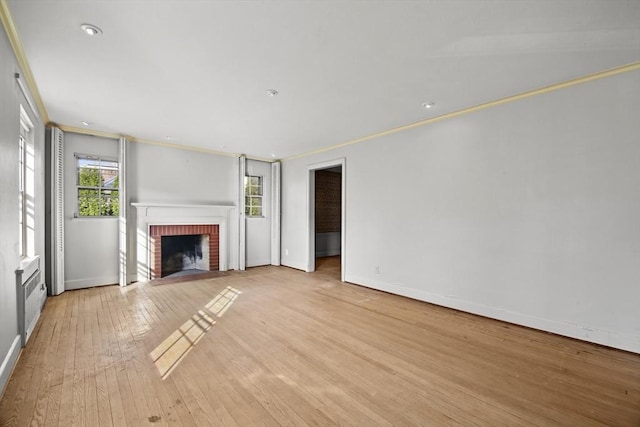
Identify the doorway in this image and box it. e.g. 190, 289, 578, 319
307, 158, 345, 281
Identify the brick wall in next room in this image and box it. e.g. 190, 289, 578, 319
315, 170, 341, 233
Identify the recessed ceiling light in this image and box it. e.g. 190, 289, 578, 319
266, 89, 278, 97
81, 121, 91, 126
421, 102, 435, 109
271, 153, 276, 158
165, 136, 172, 140
80, 24, 102, 36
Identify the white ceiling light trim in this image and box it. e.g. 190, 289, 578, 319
80, 23, 102, 36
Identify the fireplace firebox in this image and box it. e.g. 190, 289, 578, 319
149, 224, 219, 279
161, 234, 209, 277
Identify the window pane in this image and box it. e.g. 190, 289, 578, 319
104, 189, 118, 202
18, 190, 23, 256
102, 173, 118, 188
78, 193, 101, 216
250, 176, 260, 186
101, 159, 118, 170
100, 197, 118, 216
100, 160, 118, 187
78, 166, 102, 186
78, 157, 98, 168
79, 188, 99, 197
250, 206, 262, 216
19, 136, 24, 192
250, 197, 262, 207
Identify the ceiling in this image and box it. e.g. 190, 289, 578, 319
5, 0, 640, 160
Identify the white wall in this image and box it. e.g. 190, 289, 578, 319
63, 133, 119, 289
245, 159, 272, 267
0, 24, 46, 393
128, 142, 237, 205
281, 70, 640, 353
128, 142, 240, 274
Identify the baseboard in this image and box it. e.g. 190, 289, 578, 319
345, 274, 640, 354
315, 250, 341, 257
246, 259, 272, 268
65, 275, 119, 290
0, 335, 21, 400
279, 263, 305, 273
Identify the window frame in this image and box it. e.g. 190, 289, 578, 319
244, 175, 263, 218
18, 106, 34, 258
75, 153, 120, 218
18, 122, 28, 257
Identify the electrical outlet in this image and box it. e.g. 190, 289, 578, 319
285, 249, 289, 256
375, 266, 380, 274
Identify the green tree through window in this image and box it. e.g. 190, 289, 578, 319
77, 155, 119, 217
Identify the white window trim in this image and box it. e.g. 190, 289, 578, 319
19, 105, 34, 258
74, 153, 120, 218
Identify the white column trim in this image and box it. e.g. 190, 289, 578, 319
271, 161, 281, 266
118, 137, 128, 286
238, 155, 247, 271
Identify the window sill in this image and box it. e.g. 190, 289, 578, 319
73, 214, 119, 219
17, 255, 40, 278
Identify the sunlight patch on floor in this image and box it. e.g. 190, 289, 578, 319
205, 286, 242, 318
150, 286, 242, 379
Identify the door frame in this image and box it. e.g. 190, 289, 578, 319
307, 158, 346, 282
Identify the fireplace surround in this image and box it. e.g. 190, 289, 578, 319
133, 203, 234, 282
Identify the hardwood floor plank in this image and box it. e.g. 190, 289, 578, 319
54, 289, 80, 427
8, 311, 48, 426
42, 294, 72, 426
93, 294, 113, 427
1, 258, 638, 426
28, 308, 61, 426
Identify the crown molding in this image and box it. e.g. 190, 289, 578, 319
55, 124, 121, 140
284, 61, 640, 162
53, 124, 275, 162
0, 0, 49, 123
132, 136, 239, 157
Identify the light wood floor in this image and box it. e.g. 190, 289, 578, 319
1, 257, 638, 426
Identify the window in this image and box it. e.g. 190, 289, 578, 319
18, 123, 27, 256
76, 154, 119, 217
18, 107, 34, 257
244, 175, 263, 217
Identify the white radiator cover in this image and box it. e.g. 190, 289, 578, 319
16, 256, 46, 346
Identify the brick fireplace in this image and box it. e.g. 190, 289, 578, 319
149, 224, 219, 279
133, 203, 233, 282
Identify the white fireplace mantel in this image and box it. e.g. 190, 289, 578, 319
132, 202, 235, 210
132, 202, 236, 282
